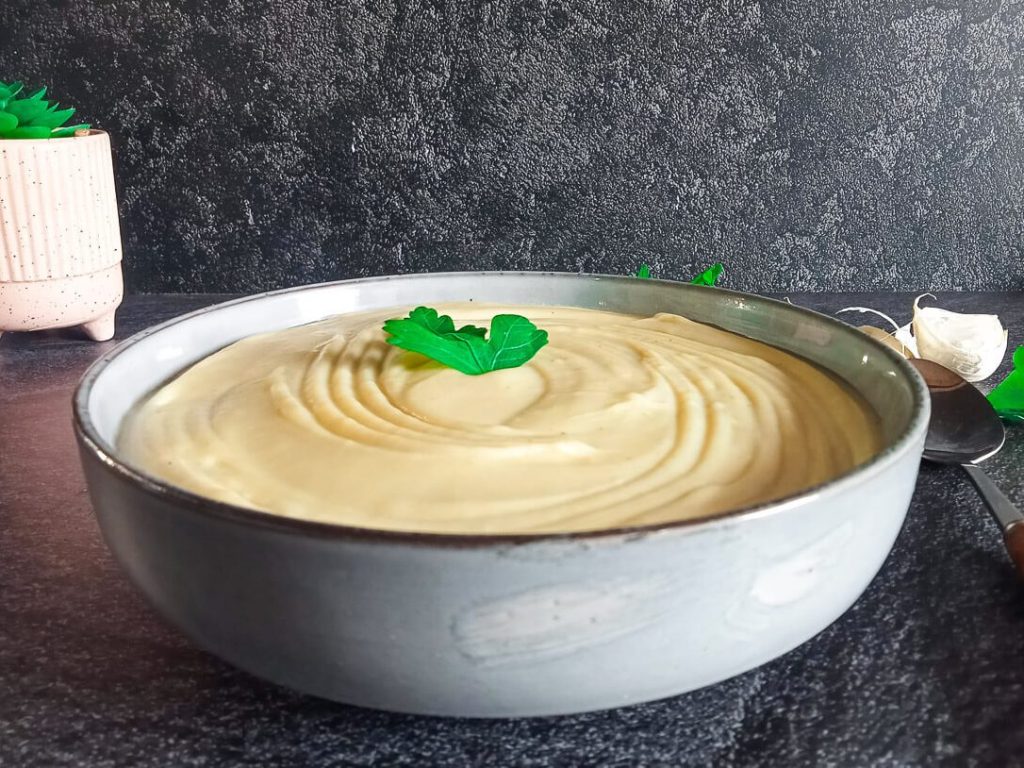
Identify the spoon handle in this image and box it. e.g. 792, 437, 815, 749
1006, 523, 1024, 582
961, 463, 1024, 578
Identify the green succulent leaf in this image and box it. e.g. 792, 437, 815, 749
28, 106, 75, 128
383, 306, 548, 375
635, 264, 652, 279
0, 81, 88, 139
5, 126, 53, 139
6, 97, 50, 124
51, 124, 90, 137
0, 81, 24, 102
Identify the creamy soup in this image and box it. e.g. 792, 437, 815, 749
119, 303, 881, 534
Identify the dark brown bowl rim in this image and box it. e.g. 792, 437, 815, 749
73, 271, 930, 548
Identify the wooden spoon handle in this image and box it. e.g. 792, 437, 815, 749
1005, 523, 1024, 581
960, 464, 1024, 578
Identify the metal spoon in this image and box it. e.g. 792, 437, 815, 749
910, 358, 1024, 577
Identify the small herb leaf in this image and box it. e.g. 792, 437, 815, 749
633, 262, 725, 285
456, 324, 488, 338
383, 306, 548, 375
383, 315, 483, 373
483, 314, 549, 370
409, 306, 455, 335
988, 345, 1024, 422
690, 262, 724, 286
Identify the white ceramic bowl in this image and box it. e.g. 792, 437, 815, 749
74, 273, 928, 717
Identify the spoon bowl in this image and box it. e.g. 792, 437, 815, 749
910, 358, 1024, 577
913, 359, 1006, 464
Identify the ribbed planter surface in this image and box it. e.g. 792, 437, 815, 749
0, 130, 123, 339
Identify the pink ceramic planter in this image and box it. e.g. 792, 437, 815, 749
0, 129, 123, 341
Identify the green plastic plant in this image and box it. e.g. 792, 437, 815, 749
0, 81, 90, 139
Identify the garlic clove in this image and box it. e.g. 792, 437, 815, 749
838, 306, 919, 357
856, 325, 913, 358
838, 306, 901, 331
912, 294, 1007, 382
891, 320, 918, 358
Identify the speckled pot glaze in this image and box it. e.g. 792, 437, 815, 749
0, 130, 123, 340
74, 273, 929, 717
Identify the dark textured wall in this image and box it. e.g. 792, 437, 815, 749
2, 0, 1022, 293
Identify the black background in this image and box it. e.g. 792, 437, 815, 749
2, 0, 1022, 293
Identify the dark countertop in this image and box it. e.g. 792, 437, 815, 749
2, 292, 1023, 767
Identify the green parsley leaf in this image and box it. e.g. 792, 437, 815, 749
400, 305, 487, 338
633, 262, 725, 285
987, 345, 1024, 422
383, 306, 548, 375
690, 262, 724, 286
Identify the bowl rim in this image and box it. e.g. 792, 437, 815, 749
73, 271, 930, 547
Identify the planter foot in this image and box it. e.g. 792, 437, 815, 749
81, 312, 116, 342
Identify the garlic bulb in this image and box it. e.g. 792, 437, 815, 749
912, 295, 1007, 382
